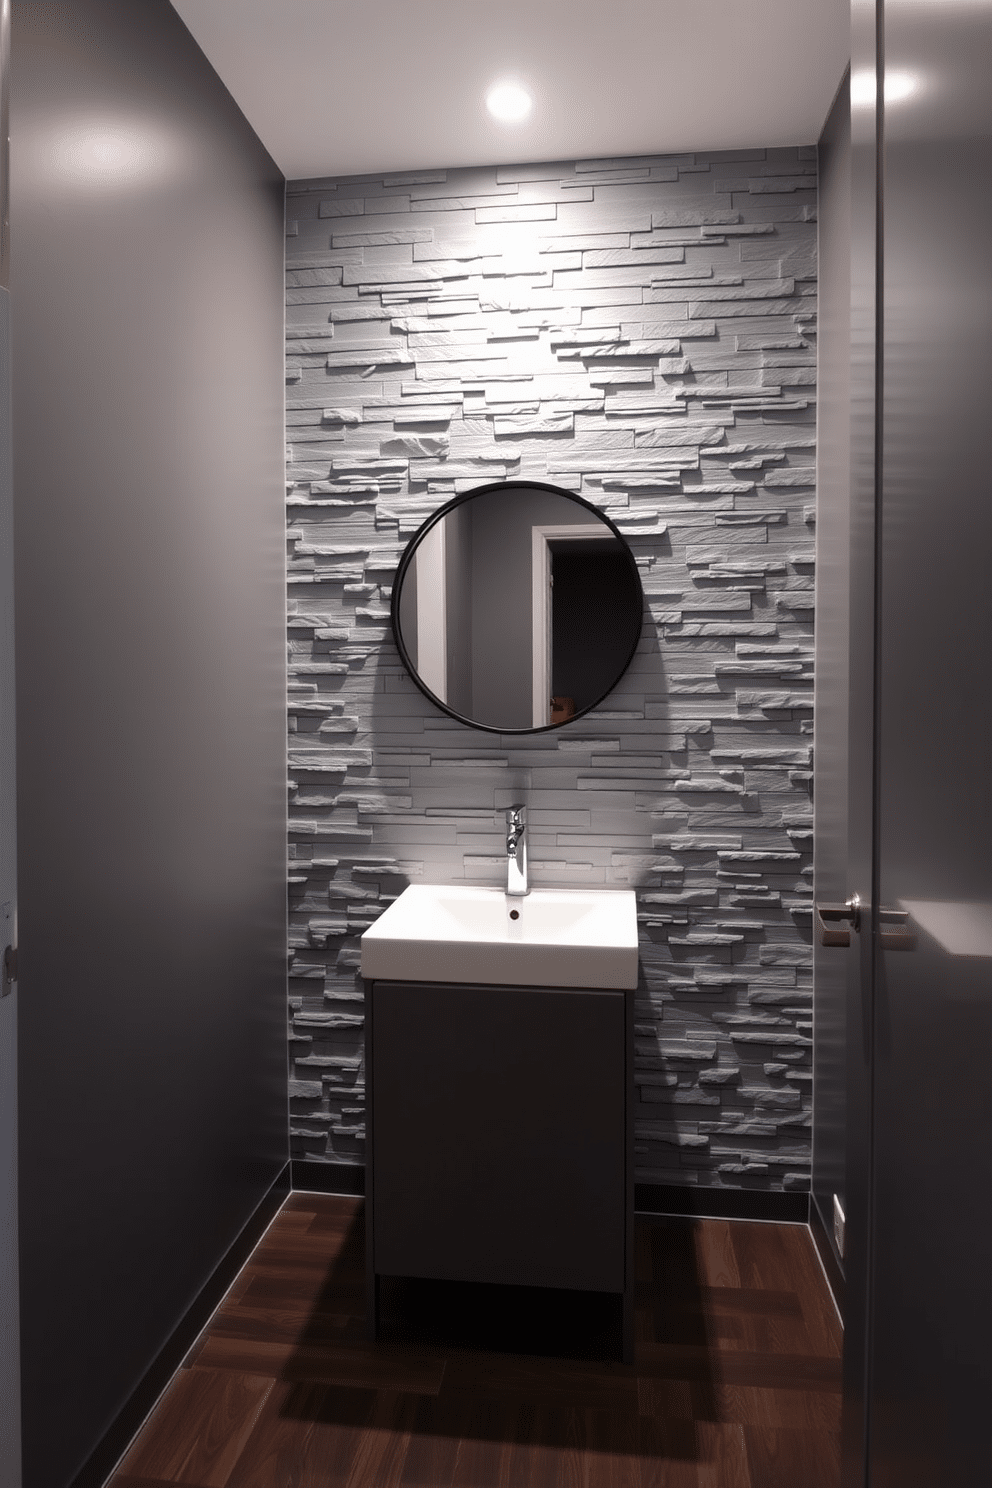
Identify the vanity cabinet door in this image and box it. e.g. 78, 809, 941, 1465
369, 979, 627, 1293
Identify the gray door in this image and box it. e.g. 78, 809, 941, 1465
825, 3, 992, 1484
0, 4, 21, 1482
868, 1, 992, 1482
0, 282, 19, 1488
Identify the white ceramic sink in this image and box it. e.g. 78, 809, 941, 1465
360, 884, 639, 990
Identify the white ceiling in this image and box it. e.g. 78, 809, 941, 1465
170, 0, 850, 182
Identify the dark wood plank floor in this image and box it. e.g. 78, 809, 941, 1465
110, 1194, 842, 1488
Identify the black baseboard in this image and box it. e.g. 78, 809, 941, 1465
292, 1157, 365, 1195
292, 1164, 810, 1220
70, 1160, 291, 1488
292, 1164, 808, 1221
809, 1192, 846, 1321
635, 1182, 810, 1224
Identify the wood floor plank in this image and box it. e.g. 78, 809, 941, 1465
692, 1422, 751, 1488
235, 1269, 365, 1310
245, 1246, 356, 1273
437, 1350, 640, 1414
693, 1223, 742, 1293
397, 1396, 518, 1488
247, 1231, 357, 1265
114, 1367, 273, 1487
193, 1334, 446, 1396
116, 1198, 841, 1488
223, 1380, 414, 1488
256, 1259, 363, 1284
702, 1225, 842, 1363
586, 1411, 699, 1488
742, 1424, 841, 1488
445, 1413, 515, 1488
646, 1221, 703, 1296
258, 1209, 360, 1240
644, 1285, 803, 1320
641, 1223, 711, 1355
396, 1395, 470, 1488
575, 1410, 647, 1488
636, 1343, 842, 1393
728, 1223, 807, 1297
635, 1378, 695, 1421
713, 1384, 841, 1432
282, 1192, 362, 1218
211, 1302, 364, 1347
238, 1251, 363, 1281
268, 1208, 318, 1230
496, 1405, 587, 1488
583, 1414, 752, 1488
338, 1391, 417, 1488
305, 1203, 365, 1233
787, 1234, 845, 1359
699, 1308, 824, 1359
637, 1380, 840, 1432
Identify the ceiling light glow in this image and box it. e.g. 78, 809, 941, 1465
485, 81, 533, 123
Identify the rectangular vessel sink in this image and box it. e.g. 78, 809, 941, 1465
360, 884, 639, 990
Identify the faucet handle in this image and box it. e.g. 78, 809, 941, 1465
505, 804, 529, 896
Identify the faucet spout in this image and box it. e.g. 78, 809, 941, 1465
505, 804, 529, 897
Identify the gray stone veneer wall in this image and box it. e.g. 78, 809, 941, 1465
285, 148, 817, 1193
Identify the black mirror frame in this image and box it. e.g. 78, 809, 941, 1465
389, 479, 645, 735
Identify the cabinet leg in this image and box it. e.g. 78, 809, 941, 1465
621, 1283, 634, 1365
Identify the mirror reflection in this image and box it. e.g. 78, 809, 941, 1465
392, 482, 643, 733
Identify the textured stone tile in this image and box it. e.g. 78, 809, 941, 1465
652, 209, 740, 228
583, 247, 685, 268
318, 197, 366, 217
284, 150, 817, 1188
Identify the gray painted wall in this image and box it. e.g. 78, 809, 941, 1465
286, 148, 818, 1194
12, 4, 287, 1484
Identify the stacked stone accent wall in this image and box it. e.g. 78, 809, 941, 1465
285, 147, 817, 1193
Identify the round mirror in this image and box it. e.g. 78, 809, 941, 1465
391, 481, 644, 734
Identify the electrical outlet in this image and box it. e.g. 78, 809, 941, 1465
833, 1193, 846, 1259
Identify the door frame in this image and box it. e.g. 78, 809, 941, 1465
530, 524, 606, 728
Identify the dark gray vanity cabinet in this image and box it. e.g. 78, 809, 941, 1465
366, 978, 633, 1360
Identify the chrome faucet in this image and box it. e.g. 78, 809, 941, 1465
505, 804, 529, 897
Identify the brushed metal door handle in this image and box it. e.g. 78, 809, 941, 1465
816, 894, 861, 947
816, 904, 852, 946
816, 898, 916, 950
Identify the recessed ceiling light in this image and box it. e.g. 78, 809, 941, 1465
485, 80, 533, 123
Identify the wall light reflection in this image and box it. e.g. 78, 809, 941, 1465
851, 68, 921, 108
47, 116, 183, 190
